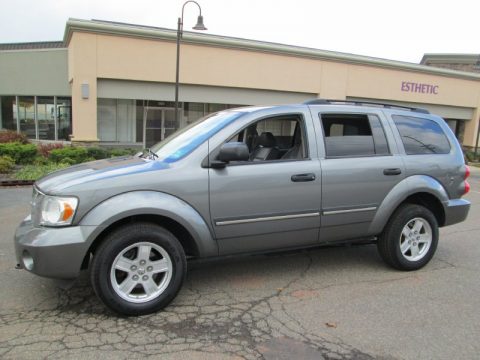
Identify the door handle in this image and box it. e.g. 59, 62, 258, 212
383, 168, 402, 176
291, 173, 316, 182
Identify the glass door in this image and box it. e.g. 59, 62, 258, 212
144, 107, 178, 148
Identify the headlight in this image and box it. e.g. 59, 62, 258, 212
32, 189, 78, 226
40, 197, 78, 226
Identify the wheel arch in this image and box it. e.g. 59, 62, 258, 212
369, 175, 448, 235
79, 191, 218, 269
81, 214, 200, 270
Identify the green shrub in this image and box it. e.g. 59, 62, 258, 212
59, 157, 76, 165
49, 147, 89, 164
0, 155, 15, 173
465, 151, 479, 162
14, 163, 70, 181
33, 156, 49, 166
109, 148, 137, 157
86, 147, 108, 160
0, 130, 29, 144
0, 142, 38, 164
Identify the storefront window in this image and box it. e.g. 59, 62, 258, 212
18, 97, 35, 139
97, 98, 136, 143
0, 96, 17, 131
184, 102, 204, 125
206, 103, 227, 113
57, 97, 72, 141
37, 97, 55, 140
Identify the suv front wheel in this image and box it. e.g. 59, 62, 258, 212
377, 204, 439, 271
90, 223, 186, 315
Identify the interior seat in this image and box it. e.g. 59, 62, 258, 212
249, 132, 280, 161
281, 125, 304, 160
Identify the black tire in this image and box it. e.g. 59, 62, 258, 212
90, 222, 186, 316
377, 204, 438, 271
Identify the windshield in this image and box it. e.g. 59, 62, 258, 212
149, 111, 244, 163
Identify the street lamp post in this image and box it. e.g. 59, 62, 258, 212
175, 1, 207, 124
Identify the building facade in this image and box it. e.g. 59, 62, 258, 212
1, 19, 480, 150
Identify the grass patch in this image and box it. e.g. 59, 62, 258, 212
14, 163, 70, 181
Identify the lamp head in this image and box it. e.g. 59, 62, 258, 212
192, 15, 207, 30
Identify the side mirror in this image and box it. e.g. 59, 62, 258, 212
211, 142, 249, 168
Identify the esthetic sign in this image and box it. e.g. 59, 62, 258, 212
401, 81, 439, 94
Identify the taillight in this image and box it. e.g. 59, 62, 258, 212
463, 165, 470, 195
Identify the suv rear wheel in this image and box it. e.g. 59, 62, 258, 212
90, 223, 186, 315
377, 204, 438, 271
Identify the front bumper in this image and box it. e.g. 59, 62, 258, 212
443, 198, 471, 226
14, 216, 98, 280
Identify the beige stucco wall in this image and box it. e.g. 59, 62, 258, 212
68, 33, 98, 141
67, 31, 480, 146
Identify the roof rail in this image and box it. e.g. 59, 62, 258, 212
303, 99, 430, 114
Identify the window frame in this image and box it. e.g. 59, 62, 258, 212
205, 113, 311, 167
319, 112, 392, 159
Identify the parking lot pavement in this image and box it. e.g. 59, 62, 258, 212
0, 167, 479, 360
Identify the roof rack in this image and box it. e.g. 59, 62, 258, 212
303, 99, 430, 114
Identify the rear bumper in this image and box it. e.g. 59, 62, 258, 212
443, 198, 470, 226
14, 216, 98, 280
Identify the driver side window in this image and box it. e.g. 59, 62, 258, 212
227, 115, 307, 162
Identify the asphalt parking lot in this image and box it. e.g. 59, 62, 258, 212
0, 168, 479, 359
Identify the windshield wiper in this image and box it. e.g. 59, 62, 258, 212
142, 148, 158, 159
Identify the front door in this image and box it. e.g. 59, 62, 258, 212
208, 113, 322, 255
144, 107, 177, 148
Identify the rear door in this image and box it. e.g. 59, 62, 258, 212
314, 109, 405, 242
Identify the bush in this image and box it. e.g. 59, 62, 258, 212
109, 148, 137, 157
0, 142, 38, 164
0, 130, 29, 144
86, 147, 108, 160
465, 151, 479, 162
37, 143, 64, 158
58, 157, 76, 165
49, 147, 89, 164
14, 163, 70, 181
0, 155, 15, 173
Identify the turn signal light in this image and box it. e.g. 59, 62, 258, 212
465, 165, 470, 180
464, 181, 470, 195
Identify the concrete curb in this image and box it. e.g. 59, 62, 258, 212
0, 180, 34, 187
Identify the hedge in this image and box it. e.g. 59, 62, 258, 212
49, 147, 90, 164
0, 155, 15, 173
0, 142, 38, 164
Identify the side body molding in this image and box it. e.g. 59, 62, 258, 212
368, 175, 449, 235
80, 191, 218, 257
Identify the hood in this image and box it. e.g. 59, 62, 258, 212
36, 156, 170, 194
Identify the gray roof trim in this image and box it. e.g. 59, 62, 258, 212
421, 53, 480, 65
0, 41, 65, 51
64, 19, 480, 81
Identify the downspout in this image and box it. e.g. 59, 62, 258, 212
475, 116, 480, 157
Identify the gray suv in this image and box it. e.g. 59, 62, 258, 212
14, 100, 471, 315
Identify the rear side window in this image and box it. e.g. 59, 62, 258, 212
392, 115, 451, 155
320, 113, 390, 157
